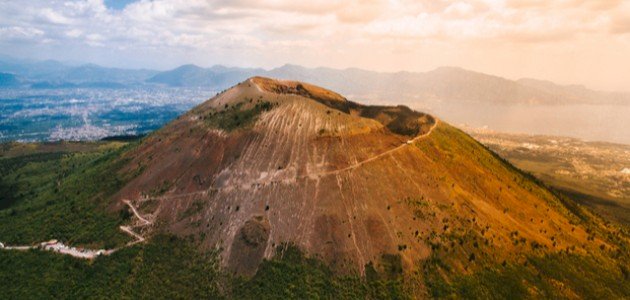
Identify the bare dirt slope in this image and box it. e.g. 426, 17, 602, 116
111, 77, 621, 277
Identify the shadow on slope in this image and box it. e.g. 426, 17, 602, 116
252, 76, 435, 137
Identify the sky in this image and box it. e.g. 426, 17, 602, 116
0, 0, 629, 92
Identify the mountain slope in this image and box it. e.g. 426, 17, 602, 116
0, 72, 20, 87
1, 77, 628, 298
110, 77, 626, 280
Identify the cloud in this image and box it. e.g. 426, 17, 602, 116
0, 0, 629, 92
610, 16, 630, 34
0, 0, 622, 50
65, 29, 83, 38
334, 0, 388, 23
0, 26, 44, 41
505, 0, 549, 9
39, 8, 74, 25
572, 0, 623, 11
608, 1, 630, 34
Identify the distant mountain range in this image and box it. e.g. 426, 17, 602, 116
1, 57, 628, 105
0, 72, 20, 87
146, 64, 263, 88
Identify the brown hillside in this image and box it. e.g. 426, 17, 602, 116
111, 77, 618, 279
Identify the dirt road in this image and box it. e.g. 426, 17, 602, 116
0, 200, 150, 259
1, 118, 438, 259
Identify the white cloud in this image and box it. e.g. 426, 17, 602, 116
0, 26, 44, 41
444, 2, 476, 18
0, 0, 629, 91
0, 0, 621, 49
39, 8, 74, 25
66, 29, 83, 38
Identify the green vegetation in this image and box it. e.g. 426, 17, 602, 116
0, 143, 411, 299
0, 143, 138, 248
424, 253, 630, 299
225, 245, 410, 299
147, 179, 173, 197
0, 239, 411, 299
0, 235, 222, 299
5, 235, 626, 299
414, 123, 630, 298
205, 101, 276, 131
178, 199, 206, 221
1, 122, 628, 298
0, 152, 65, 210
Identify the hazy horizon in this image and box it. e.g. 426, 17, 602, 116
2, 53, 628, 95
1, 0, 629, 92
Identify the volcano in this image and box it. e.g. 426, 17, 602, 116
111, 77, 618, 279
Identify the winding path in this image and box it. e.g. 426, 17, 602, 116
118, 200, 152, 246
144, 118, 439, 202
0, 200, 151, 259
154, 118, 439, 198
1, 118, 438, 259
313, 119, 439, 177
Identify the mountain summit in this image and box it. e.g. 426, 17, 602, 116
111, 77, 619, 280
1, 77, 627, 298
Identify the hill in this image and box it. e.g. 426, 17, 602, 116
149, 64, 630, 105
0, 58, 157, 86
146, 64, 262, 88
0, 72, 20, 87
0, 78, 628, 298
53, 64, 158, 84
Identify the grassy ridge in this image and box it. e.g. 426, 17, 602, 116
415, 123, 630, 298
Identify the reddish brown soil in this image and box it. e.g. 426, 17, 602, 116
111, 77, 610, 277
